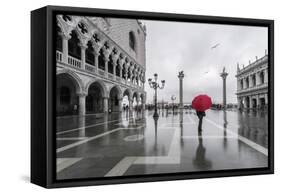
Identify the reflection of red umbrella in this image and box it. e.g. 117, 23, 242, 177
192, 95, 212, 112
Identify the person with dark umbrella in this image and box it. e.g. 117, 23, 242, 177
192, 94, 212, 132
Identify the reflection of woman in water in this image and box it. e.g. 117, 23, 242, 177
196, 111, 206, 131
193, 131, 212, 170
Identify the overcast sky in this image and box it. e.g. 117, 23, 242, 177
141, 20, 268, 104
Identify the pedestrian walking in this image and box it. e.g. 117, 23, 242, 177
192, 94, 212, 132
196, 111, 206, 131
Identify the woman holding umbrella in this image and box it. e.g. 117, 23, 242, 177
192, 95, 212, 132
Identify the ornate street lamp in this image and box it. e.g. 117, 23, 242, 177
148, 73, 165, 118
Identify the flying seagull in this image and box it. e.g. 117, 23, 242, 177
211, 43, 220, 49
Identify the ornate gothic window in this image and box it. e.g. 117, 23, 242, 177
252, 74, 256, 86
68, 31, 81, 59
98, 49, 105, 71
108, 55, 114, 74
240, 80, 243, 89
260, 71, 265, 84
129, 31, 136, 51
86, 41, 95, 66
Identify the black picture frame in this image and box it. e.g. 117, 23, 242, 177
31, 5, 274, 188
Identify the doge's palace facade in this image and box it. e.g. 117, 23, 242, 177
56, 15, 147, 116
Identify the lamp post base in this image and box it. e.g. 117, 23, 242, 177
153, 112, 159, 118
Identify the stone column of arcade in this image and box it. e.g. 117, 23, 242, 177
243, 96, 247, 109
125, 66, 129, 84
119, 64, 123, 78
129, 97, 133, 117
79, 42, 87, 70
78, 92, 86, 116
112, 52, 119, 79
118, 98, 123, 112
249, 75, 253, 88
103, 97, 109, 113
129, 68, 134, 85
93, 49, 100, 73
249, 96, 253, 109
62, 33, 71, 64
78, 92, 86, 137
264, 69, 268, 83
103, 48, 111, 77
256, 95, 260, 109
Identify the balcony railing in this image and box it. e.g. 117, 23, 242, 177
68, 55, 81, 68
56, 51, 62, 62
56, 51, 143, 90
237, 82, 268, 94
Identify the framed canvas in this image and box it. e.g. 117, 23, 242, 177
31, 5, 274, 188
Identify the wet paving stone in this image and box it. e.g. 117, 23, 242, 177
56, 109, 268, 179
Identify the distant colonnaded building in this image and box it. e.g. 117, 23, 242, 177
236, 53, 268, 109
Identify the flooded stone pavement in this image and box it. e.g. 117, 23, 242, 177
56, 109, 268, 180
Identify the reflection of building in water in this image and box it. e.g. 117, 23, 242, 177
237, 110, 268, 148
56, 15, 146, 116
236, 53, 268, 109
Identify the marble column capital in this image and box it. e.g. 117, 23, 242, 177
60, 32, 71, 40
78, 92, 87, 97
78, 42, 87, 50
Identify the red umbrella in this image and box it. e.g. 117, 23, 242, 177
192, 94, 212, 112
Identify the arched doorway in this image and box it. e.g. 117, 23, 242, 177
252, 98, 257, 109
259, 71, 265, 84
252, 74, 256, 86
245, 77, 249, 88
240, 80, 244, 90
239, 98, 244, 109
245, 96, 250, 109
260, 97, 265, 109
132, 92, 139, 111
122, 89, 132, 113
109, 86, 121, 112
56, 73, 80, 116
86, 82, 104, 114
140, 93, 145, 111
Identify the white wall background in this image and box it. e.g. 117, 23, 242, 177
0, 0, 279, 193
